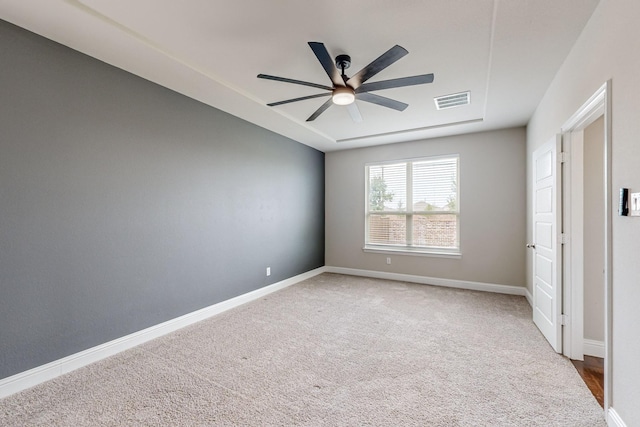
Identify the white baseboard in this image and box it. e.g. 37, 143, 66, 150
0, 267, 326, 399
524, 288, 533, 307
584, 339, 605, 358
325, 266, 527, 297
607, 408, 627, 427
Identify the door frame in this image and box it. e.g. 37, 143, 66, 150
561, 128, 584, 360
560, 81, 612, 414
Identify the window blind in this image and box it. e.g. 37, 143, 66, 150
366, 155, 459, 252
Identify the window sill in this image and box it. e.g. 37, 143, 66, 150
363, 246, 462, 259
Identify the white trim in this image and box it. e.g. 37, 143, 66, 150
561, 83, 606, 132
607, 408, 628, 427
325, 266, 527, 296
562, 128, 586, 361
363, 246, 462, 259
364, 155, 460, 254
524, 288, 533, 307
0, 267, 326, 399
584, 339, 605, 358
603, 80, 613, 418
558, 80, 613, 414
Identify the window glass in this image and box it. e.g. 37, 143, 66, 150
365, 155, 459, 253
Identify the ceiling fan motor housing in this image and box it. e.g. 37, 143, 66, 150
335, 54, 351, 71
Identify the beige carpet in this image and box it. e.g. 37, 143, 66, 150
0, 273, 605, 426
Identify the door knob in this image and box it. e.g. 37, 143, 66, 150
526, 243, 536, 249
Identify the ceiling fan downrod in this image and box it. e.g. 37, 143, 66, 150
335, 54, 351, 77
332, 54, 355, 105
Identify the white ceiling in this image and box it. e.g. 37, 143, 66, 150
0, 0, 600, 152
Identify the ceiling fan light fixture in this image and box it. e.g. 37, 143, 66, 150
332, 87, 355, 105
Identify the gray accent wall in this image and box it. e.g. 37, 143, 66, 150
0, 20, 324, 380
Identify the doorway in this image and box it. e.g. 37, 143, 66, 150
582, 116, 605, 360
563, 116, 605, 408
559, 81, 612, 414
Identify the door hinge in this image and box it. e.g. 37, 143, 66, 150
559, 233, 568, 245
559, 152, 569, 163
560, 314, 569, 326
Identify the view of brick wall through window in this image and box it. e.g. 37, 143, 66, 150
368, 214, 457, 248
366, 155, 459, 250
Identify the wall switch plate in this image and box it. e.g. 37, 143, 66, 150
266, 267, 271, 276
630, 193, 640, 216
386, 257, 391, 265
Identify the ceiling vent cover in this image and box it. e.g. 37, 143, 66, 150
434, 91, 470, 110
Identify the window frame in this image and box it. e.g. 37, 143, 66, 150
364, 154, 461, 258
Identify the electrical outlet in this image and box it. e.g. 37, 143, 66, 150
386, 257, 391, 265
266, 267, 271, 276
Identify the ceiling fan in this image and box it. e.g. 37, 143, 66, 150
257, 42, 434, 122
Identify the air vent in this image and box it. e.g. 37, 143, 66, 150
434, 91, 470, 110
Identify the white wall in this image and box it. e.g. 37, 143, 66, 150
326, 128, 526, 288
526, 0, 640, 423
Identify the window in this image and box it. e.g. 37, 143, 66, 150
365, 155, 459, 255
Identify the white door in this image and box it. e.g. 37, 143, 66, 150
531, 135, 562, 352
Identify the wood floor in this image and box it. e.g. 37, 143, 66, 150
571, 356, 604, 408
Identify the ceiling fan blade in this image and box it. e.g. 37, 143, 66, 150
257, 74, 334, 91
308, 42, 343, 87
356, 92, 408, 112
356, 73, 434, 93
306, 98, 334, 121
346, 102, 363, 123
267, 93, 331, 107
347, 45, 408, 88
